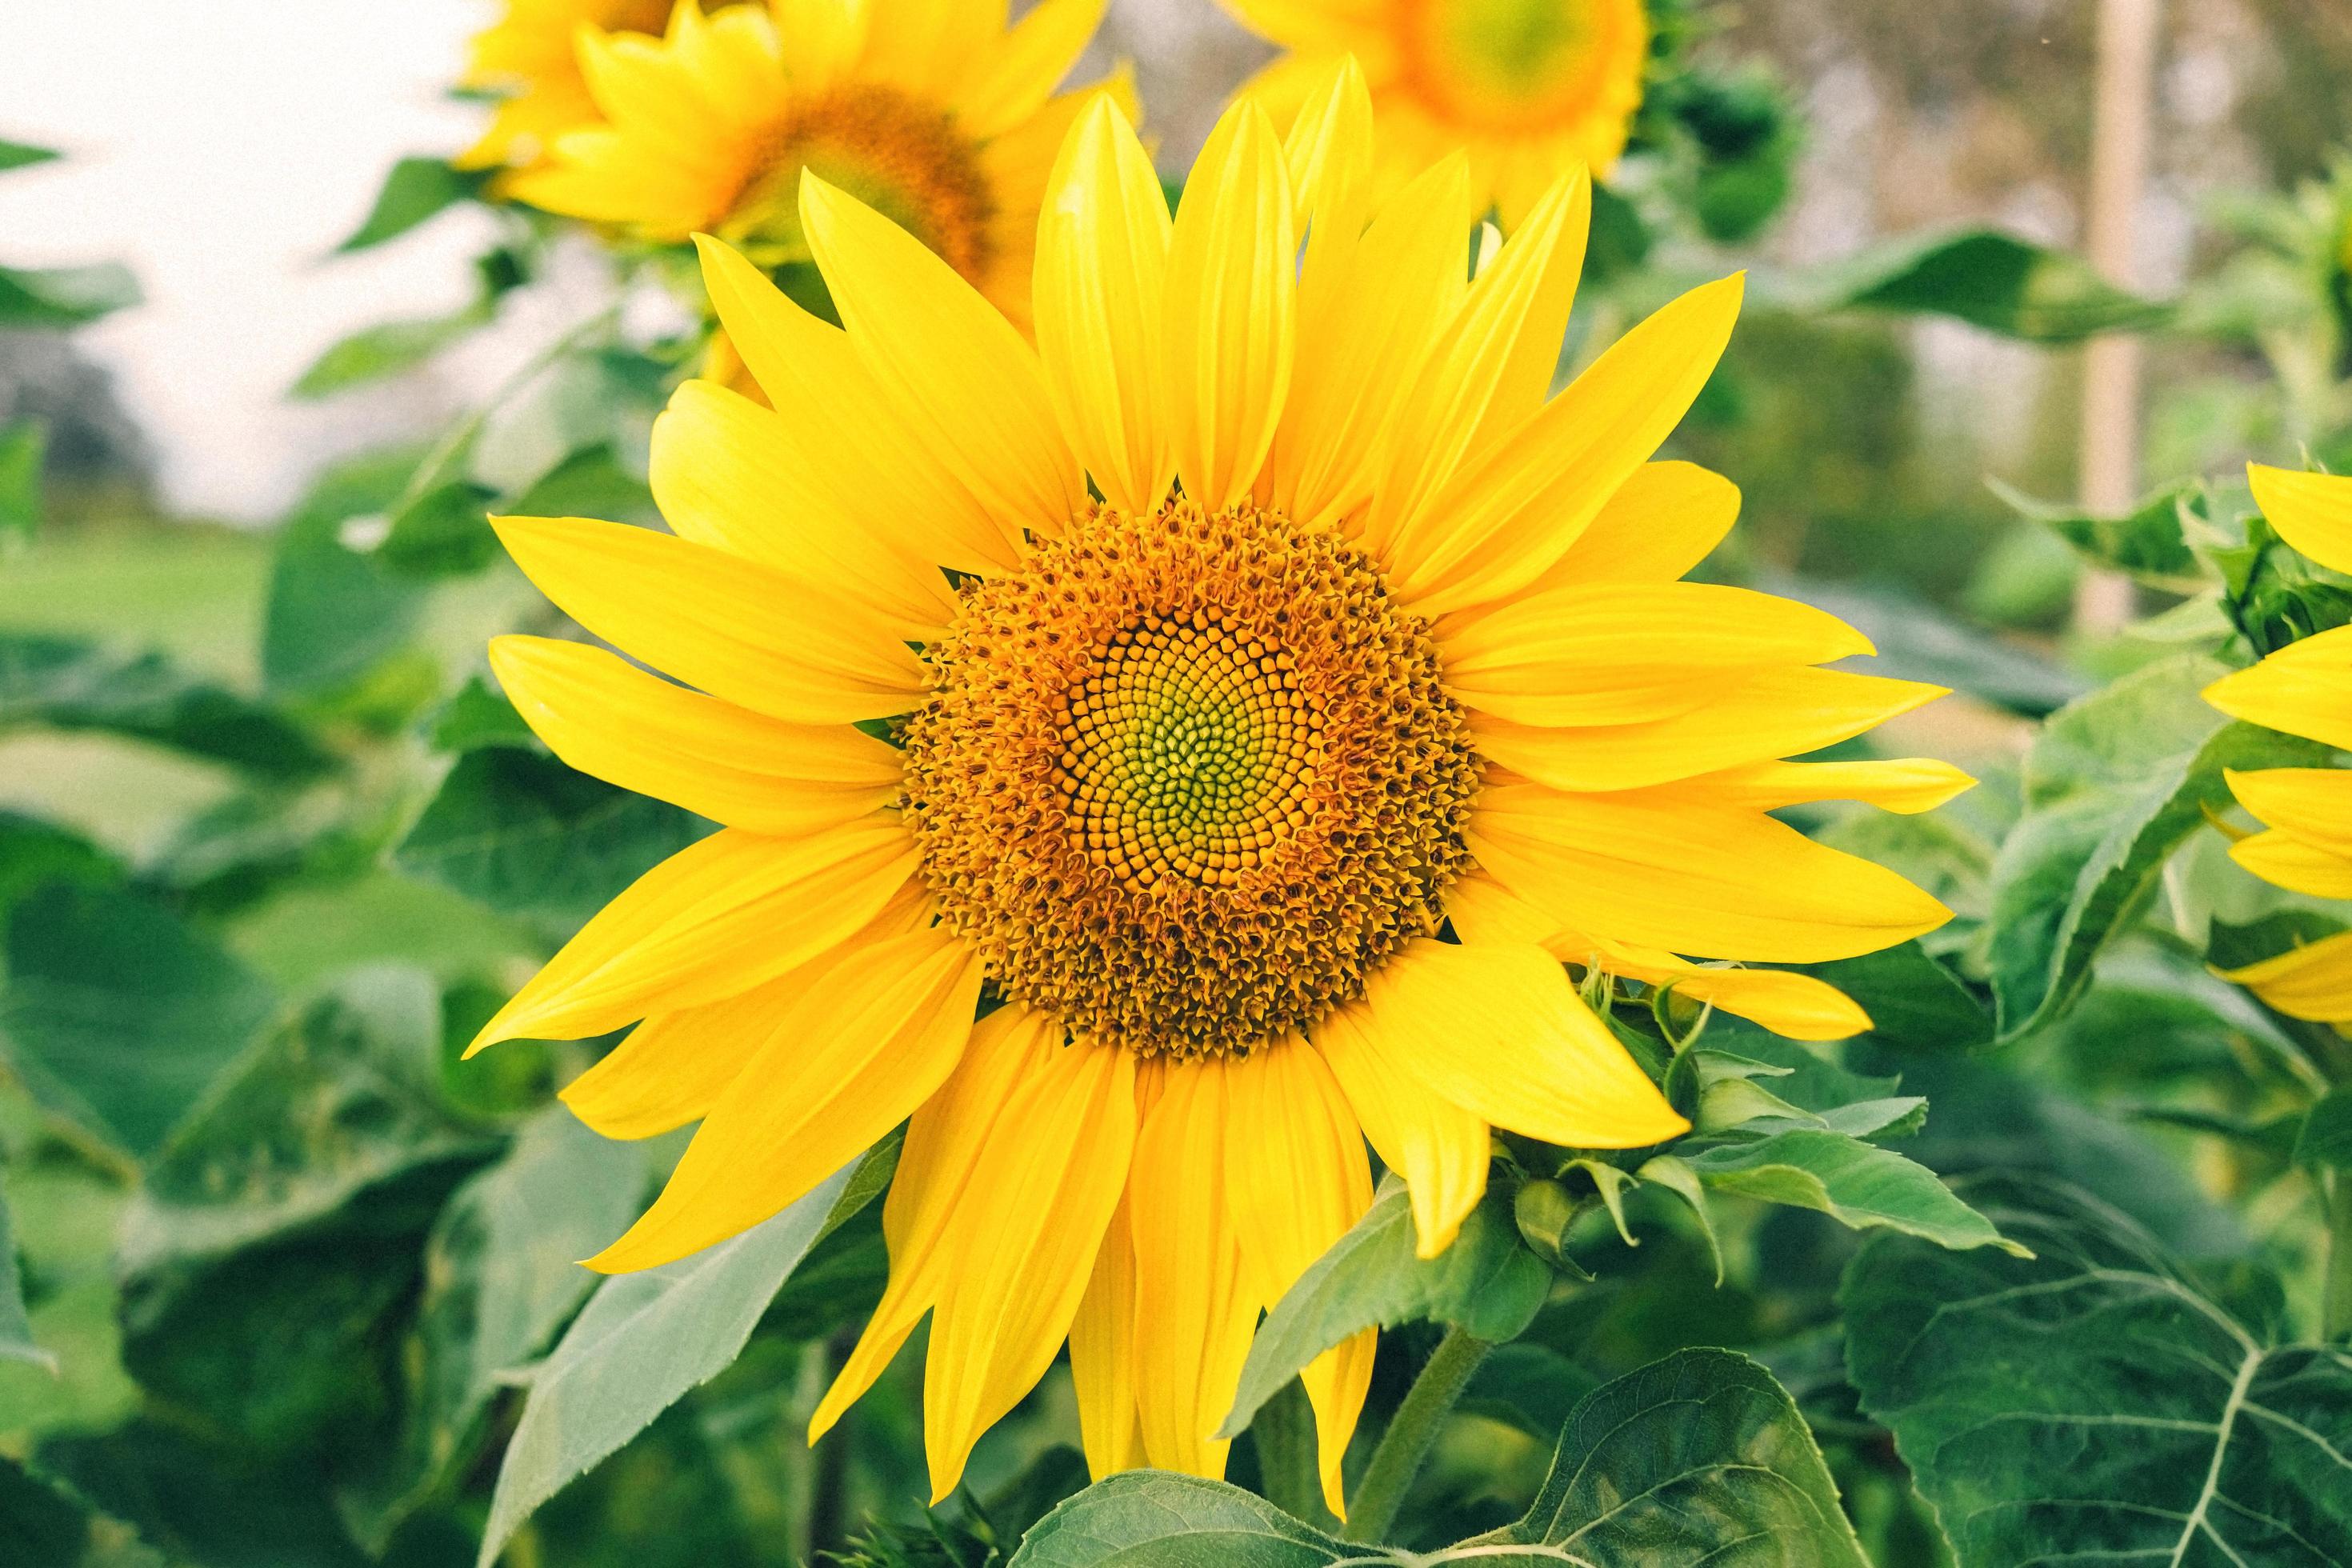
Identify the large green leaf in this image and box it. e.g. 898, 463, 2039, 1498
1682, 1128, 2023, 1254
376, 479, 499, 578
1843, 1180, 2352, 1566
115, 966, 500, 1450
0, 418, 43, 544
2298, 1086, 2352, 1170
1, 882, 278, 1157
1811, 228, 2170, 342
1800, 941, 1991, 1049
290, 302, 494, 399
394, 746, 708, 940
335, 157, 489, 253
1009, 1474, 1355, 1567
1990, 476, 2204, 590
349, 1105, 645, 1548
1769, 574, 2092, 717
0, 633, 334, 779
0, 1174, 47, 1370
475, 1138, 898, 1568
1218, 1174, 1549, 1440
1986, 654, 2320, 1039
0, 1454, 165, 1568
262, 448, 432, 699
0, 261, 140, 328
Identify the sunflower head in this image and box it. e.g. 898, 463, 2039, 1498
457, 0, 680, 170
472, 62, 1962, 1509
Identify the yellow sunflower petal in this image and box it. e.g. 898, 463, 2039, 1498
648, 378, 954, 631
2230, 830, 2352, 899
1537, 461, 1741, 587
798, 174, 1086, 540
1278, 56, 1374, 252
1311, 1003, 1489, 1258
951, 0, 1106, 140
2249, 463, 2352, 578
586, 924, 985, 1271
1034, 95, 1173, 514
1163, 99, 1297, 514
1678, 757, 1977, 817
490, 513, 929, 725
1468, 782, 1953, 963
489, 635, 903, 837
768, 0, 867, 88
1356, 938, 1687, 1150
1128, 1058, 1252, 1480
2202, 628, 2352, 751
811, 1002, 1066, 1443
2225, 767, 2352, 858
1466, 669, 1947, 793
1069, 1190, 1146, 1478
1392, 277, 1746, 615
2219, 931, 2352, 1022
1439, 583, 1875, 728
924, 1038, 1137, 1501
694, 235, 1024, 574
469, 817, 919, 1053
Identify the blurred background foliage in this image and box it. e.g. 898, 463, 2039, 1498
10, 1, 2352, 1566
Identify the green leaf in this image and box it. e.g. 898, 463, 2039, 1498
1986, 654, 2321, 1039
1770, 574, 2093, 717
0, 1454, 165, 1568
0, 262, 139, 329
0, 633, 335, 779
1991, 476, 2203, 589
1, 882, 278, 1157
335, 157, 489, 253
376, 479, 498, 578
1813, 228, 2170, 342
0, 139, 61, 172
1218, 1174, 1550, 1440
0, 418, 44, 545
394, 747, 709, 940
0, 812, 119, 920
2297, 1086, 2352, 1171
349, 1105, 646, 1549
290, 302, 494, 399
1007, 1472, 1354, 1568
114, 966, 500, 1449
429, 674, 540, 753
263, 450, 432, 698
0, 1174, 49, 1371
1801, 941, 1992, 1049
1842, 1179, 2352, 1567
476, 1138, 898, 1568
507, 442, 658, 526
1682, 1128, 2026, 1254
1469, 1348, 1870, 1564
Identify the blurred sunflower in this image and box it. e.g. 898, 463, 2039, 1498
1221, 0, 1649, 226
458, 0, 682, 170
2206, 464, 2352, 1022
470, 67, 1961, 1507
495, 0, 1126, 326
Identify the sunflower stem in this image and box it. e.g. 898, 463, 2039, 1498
2325, 1172, 2352, 1342
1340, 1325, 1491, 1545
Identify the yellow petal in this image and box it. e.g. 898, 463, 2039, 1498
769, 0, 867, 88
1311, 1003, 1489, 1258
2230, 830, 2352, 899
648, 378, 954, 631
1362, 171, 1589, 564
1678, 757, 1977, 817
2249, 463, 2352, 578
1469, 782, 1953, 963
2202, 628, 2352, 751
586, 924, 985, 1271
1034, 95, 1173, 514
2225, 767, 2352, 858
1278, 57, 1374, 255
1163, 98, 1297, 513
1069, 1190, 1146, 1478
1440, 583, 1875, 729
1225, 1039, 1374, 1514
1392, 277, 1746, 616
1358, 939, 1687, 1150
924, 1038, 1137, 1500
489, 635, 903, 837
694, 235, 1024, 573
811, 1002, 1067, 1442
1128, 1058, 1252, 1480
491, 514, 928, 725
800, 174, 1086, 543
2220, 930, 2352, 1022
1271, 153, 1474, 529
1537, 461, 1741, 587
470, 817, 919, 1052
1466, 669, 1947, 793
951, 0, 1107, 140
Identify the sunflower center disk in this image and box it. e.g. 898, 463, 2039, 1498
901, 503, 1482, 1058
1403, 0, 1618, 130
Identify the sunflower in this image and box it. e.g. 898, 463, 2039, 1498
498, 0, 1128, 326
1220, 0, 1650, 227
469, 67, 1962, 1508
2206, 465, 2352, 1022
457, 0, 684, 170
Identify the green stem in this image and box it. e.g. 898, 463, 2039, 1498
2326, 1171, 2352, 1343
1341, 1326, 1491, 1545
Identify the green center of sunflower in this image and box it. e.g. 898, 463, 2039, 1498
900, 502, 1482, 1058
725, 84, 996, 285
1398, 0, 1635, 131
